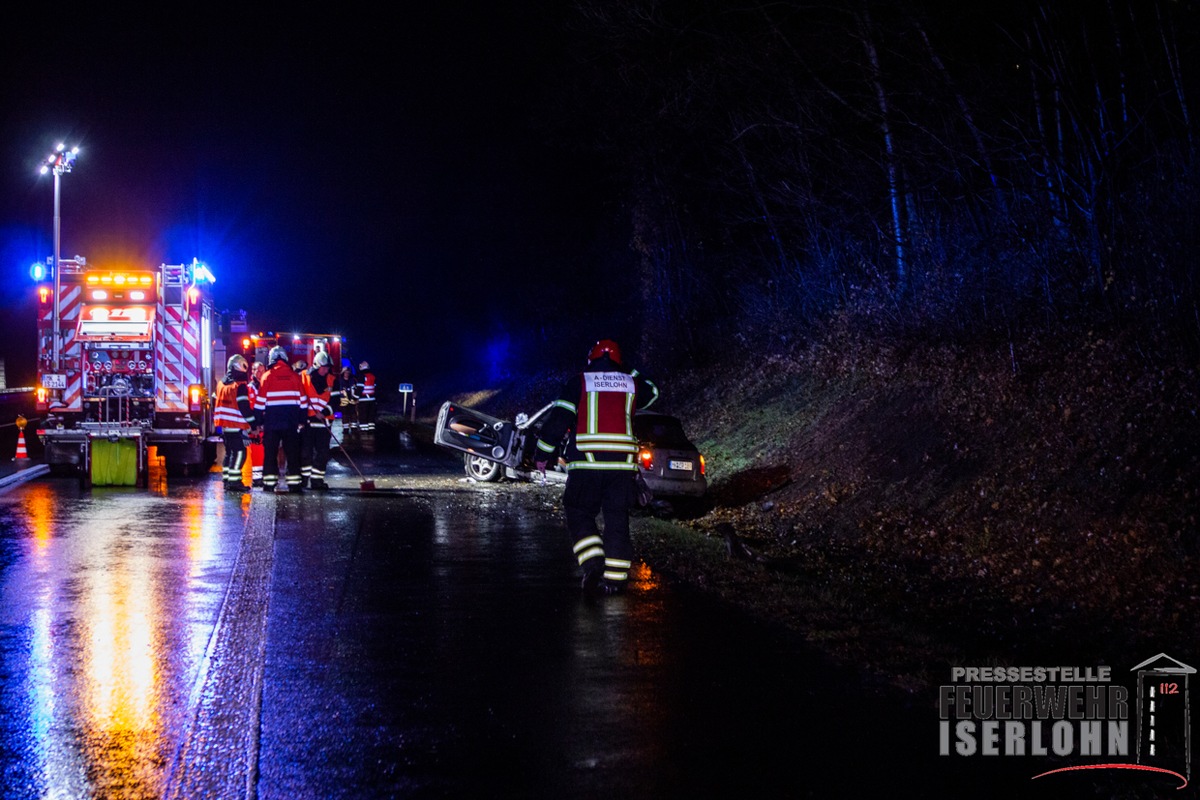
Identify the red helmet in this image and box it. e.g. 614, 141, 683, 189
588, 339, 622, 365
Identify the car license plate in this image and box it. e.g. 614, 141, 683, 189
668, 459, 693, 471
42, 373, 67, 389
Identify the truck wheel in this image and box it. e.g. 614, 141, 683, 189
464, 455, 502, 482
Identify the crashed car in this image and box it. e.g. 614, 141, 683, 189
630, 411, 708, 499
437, 402, 566, 484
434, 401, 708, 502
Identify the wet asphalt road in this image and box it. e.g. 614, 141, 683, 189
0, 441, 1100, 798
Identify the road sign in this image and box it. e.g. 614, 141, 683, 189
398, 383, 413, 393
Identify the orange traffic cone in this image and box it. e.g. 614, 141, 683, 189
14, 428, 28, 460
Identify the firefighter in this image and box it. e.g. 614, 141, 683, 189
248, 360, 267, 487
300, 350, 336, 490
532, 339, 659, 595
214, 354, 257, 491
354, 360, 377, 433
339, 365, 358, 433
255, 345, 307, 493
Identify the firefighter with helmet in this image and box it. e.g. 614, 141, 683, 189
532, 339, 659, 595
254, 345, 307, 492
214, 354, 257, 491
354, 360, 377, 433
300, 350, 336, 490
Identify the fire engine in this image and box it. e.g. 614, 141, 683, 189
231, 326, 346, 371
34, 256, 224, 486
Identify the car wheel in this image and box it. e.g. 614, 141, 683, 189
464, 454, 503, 482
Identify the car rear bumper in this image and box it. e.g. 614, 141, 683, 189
642, 473, 708, 497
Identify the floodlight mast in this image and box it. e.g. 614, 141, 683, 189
40, 144, 78, 371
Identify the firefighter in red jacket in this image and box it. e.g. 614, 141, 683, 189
300, 350, 336, 490
255, 346, 307, 493
354, 360, 377, 433
214, 354, 257, 491
533, 339, 659, 595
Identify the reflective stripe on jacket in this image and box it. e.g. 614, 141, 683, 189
214, 377, 254, 430
574, 371, 637, 454
303, 370, 335, 419
356, 370, 376, 400
534, 357, 658, 472
254, 362, 307, 430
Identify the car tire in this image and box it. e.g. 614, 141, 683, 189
464, 454, 503, 482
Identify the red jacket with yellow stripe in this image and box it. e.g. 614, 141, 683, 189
533, 355, 659, 472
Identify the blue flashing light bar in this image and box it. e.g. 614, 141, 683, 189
190, 258, 216, 284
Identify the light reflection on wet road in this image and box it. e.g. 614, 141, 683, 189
0, 477, 245, 799
0, 449, 1077, 798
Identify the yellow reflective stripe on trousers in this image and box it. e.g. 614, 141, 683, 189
573, 535, 603, 554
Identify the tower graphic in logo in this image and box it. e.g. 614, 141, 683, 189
1132, 653, 1194, 782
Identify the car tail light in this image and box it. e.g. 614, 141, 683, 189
639, 449, 653, 470
36, 387, 47, 408
188, 384, 204, 412
699, 454, 706, 476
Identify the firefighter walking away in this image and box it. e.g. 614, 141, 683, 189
533, 339, 659, 596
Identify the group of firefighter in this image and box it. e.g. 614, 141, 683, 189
213, 346, 376, 492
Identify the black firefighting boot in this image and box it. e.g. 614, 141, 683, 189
580, 570, 603, 594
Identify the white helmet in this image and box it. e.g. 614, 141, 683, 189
359, 360, 369, 370
313, 351, 332, 368
268, 346, 288, 364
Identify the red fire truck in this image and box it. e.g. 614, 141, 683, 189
34, 256, 224, 486
230, 326, 347, 372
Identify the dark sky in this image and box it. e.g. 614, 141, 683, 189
0, 7, 607, 384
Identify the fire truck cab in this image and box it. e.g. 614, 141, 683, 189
35, 257, 222, 486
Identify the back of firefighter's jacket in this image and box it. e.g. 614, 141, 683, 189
255, 362, 306, 430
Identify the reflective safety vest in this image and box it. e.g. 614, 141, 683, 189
303, 370, 335, 420
214, 378, 253, 430
574, 371, 638, 455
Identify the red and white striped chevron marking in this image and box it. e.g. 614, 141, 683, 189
180, 302, 201, 387
57, 284, 84, 411
156, 304, 187, 411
